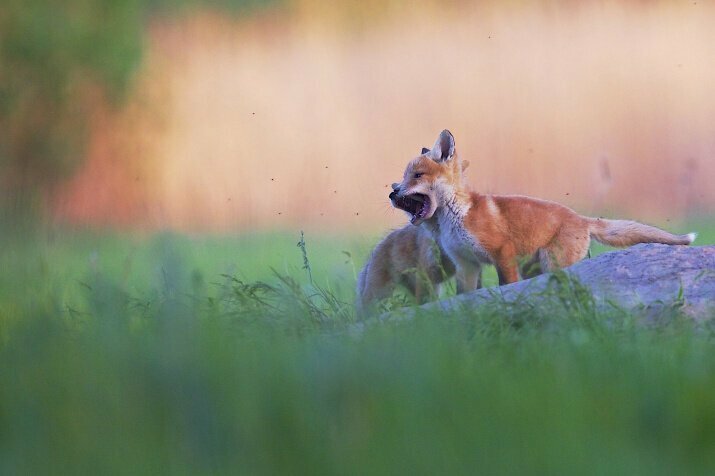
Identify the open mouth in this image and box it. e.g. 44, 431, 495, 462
389, 192, 431, 224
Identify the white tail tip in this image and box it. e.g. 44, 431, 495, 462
686, 232, 697, 244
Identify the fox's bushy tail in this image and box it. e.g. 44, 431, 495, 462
587, 218, 696, 247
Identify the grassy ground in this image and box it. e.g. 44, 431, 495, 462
0, 219, 714, 474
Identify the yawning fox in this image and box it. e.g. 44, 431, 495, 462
391, 130, 696, 286
357, 155, 480, 311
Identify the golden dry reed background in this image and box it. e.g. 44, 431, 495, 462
53, 1, 715, 233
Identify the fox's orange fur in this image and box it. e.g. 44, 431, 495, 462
357, 155, 485, 312
392, 130, 696, 287
356, 224, 458, 311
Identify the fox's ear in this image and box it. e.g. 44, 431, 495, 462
461, 160, 470, 172
421, 147, 430, 155
430, 129, 455, 163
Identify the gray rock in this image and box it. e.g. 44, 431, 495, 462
374, 244, 715, 324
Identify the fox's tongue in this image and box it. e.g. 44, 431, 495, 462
410, 199, 429, 223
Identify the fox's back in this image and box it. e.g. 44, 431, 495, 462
466, 193, 585, 255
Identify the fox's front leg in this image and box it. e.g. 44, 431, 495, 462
456, 262, 482, 294
495, 246, 520, 285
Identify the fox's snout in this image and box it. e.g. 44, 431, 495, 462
389, 183, 401, 200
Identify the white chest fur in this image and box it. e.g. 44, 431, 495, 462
435, 198, 493, 266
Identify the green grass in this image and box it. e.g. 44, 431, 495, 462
0, 220, 714, 474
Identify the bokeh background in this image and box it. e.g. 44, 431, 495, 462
2, 0, 714, 235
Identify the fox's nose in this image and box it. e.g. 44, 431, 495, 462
391, 183, 400, 192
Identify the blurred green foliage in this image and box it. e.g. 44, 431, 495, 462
0, 226, 714, 473
0, 0, 276, 221
0, 226, 715, 475
0, 0, 143, 215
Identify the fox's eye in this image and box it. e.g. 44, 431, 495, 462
414, 172, 424, 179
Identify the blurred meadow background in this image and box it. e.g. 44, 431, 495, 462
7, 0, 712, 231
1, 0, 715, 474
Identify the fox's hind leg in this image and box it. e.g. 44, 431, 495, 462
357, 264, 396, 313
540, 225, 592, 271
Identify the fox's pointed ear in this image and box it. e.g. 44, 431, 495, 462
421, 147, 430, 155
461, 160, 470, 172
430, 129, 455, 163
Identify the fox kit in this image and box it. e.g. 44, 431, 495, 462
391, 129, 696, 287
357, 155, 480, 311
356, 224, 457, 311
